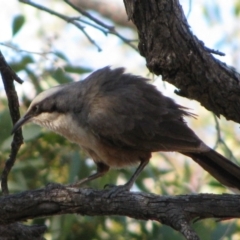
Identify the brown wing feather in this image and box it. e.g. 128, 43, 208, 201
84, 67, 201, 152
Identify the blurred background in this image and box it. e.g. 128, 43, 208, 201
1, 0, 240, 239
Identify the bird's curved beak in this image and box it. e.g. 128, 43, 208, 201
11, 114, 31, 135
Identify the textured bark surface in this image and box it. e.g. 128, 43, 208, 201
1, 184, 240, 239
0, 223, 46, 240
124, 0, 240, 123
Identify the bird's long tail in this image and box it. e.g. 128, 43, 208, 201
183, 150, 240, 192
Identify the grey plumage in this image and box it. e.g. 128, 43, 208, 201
12, 66, 240, 193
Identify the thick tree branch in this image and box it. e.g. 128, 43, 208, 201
123, 0, 240, 123
0, 223, 46, 240
1, 185, 240, 239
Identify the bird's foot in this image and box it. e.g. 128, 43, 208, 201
46, 182, 65, 190
104, 183, 131, 198
66, 178, 89, 189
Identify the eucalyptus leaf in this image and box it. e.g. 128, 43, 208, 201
64, 65, 92, 74
12, 15, 25, 36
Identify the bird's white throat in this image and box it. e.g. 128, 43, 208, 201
31, 112, 93, 147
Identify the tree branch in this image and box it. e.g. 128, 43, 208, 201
70, 0, 135, 29
64, 0, 138, 51
0, 223, 46, 240
1, 184, 240, 239
19, 0, 138, 51
123, 0, 240, 123
0, 51, 24, 195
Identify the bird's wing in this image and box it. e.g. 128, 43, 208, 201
85, 78, 201, 152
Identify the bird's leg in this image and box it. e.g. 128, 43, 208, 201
104, 158, 149, 198
68, 162, 110, 188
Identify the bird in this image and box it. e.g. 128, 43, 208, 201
12, 66, 240, 194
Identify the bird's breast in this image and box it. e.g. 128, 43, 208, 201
33, 112, 149, 168
35, 112, 96, 147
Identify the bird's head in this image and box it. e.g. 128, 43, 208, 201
11, 85, 66, 134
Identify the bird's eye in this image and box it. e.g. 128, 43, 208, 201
32, 105, 39, 113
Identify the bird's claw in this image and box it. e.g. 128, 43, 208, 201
103, 184, 131, 198
104, 183, 116, 189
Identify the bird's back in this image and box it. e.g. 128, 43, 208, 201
77, 67, 203, 153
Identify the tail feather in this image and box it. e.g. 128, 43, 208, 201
183, 150, 240, 191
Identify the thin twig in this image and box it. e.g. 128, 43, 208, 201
205, 46, 225, 57
186, 0, 192, 18
213, 114, 237, 163
19, 0, 138, 51
64, 0, 114, 29
0, 42, 55, 57
0, 51, 24, 195
0, 52, 23, 84
19, 0, 102, 51
64, 0, 138, 51
71, 18, 108, 34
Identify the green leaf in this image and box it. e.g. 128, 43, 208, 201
235, 2, 240, 16
12, 15, 25, 37
54, 51, 69, 61
25, 67, 43, 93
64, 65, 92, 74
50, 68, 73, 84
10, 55, 34, 72
21, 55, 34, 65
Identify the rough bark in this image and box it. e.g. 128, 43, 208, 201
1, 184, 240, 240
0, 223, 46, 240
124, 0, 240, 123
